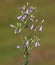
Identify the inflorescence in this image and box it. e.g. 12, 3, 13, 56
10, 2, 44, 65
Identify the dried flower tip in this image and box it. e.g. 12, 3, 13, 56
16, 46, 20, 48
35, 42, 40, 47
27, 2, 29, 6
30, 24, 34, 30
21, 11, 24, 14
24, 21, 27, 24
30, 15, 35, 18
34, 28, 36, 32
25, 36, 27, 40
17, 23, 18, 26
10, 24, 14, 28
23, 15, 27, 19
39, 25, 42, 32
19, 23, 21, 26
18, 28, 21, 33
41, 19, 44, 23
14, 30, 17, 34
35, 19, 38, 23
22, 5, 26, 10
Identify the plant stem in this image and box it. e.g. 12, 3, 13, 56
23, 47, 29, 65
20, 33, 24, 43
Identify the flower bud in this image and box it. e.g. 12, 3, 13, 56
16, 46, 20, 48
39, 25, 42, 32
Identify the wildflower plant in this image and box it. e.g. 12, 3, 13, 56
10, 2, 44, 65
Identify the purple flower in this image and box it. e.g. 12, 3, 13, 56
35, 42, 40, 47
30, 17, 34, 21
39, 25, 42, 32
22, 15, 27, 20
16, 46, 20, 48
17, 16, 22, 20
29, 7, 33, 12
25, 41, 29, 47
25, 9, 29, 15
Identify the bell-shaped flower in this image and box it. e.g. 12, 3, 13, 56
35, 42, 40, 47
29, 7, 33, 13
22, 15, 27, 20
17, 16, 22, 20
25, 41, 29, 47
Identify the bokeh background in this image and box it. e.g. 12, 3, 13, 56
0, 0, 55, 65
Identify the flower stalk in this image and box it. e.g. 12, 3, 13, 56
10, 2, 44, 65
23, 47, 29, 65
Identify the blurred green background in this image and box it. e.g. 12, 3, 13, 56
0, 0, 55, 65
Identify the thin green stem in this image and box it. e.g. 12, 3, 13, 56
20, 33, 24, 43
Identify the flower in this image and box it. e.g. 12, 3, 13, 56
30, 18, 34, 21
25, 41, 29, 47
35, 42, 40, 47
39, 25, 42, 32
25, 9, 29, 15
29, 7, 33, 12
22, 15, 27, 20
16, 46, 20, 48
17, 16, 22, 20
